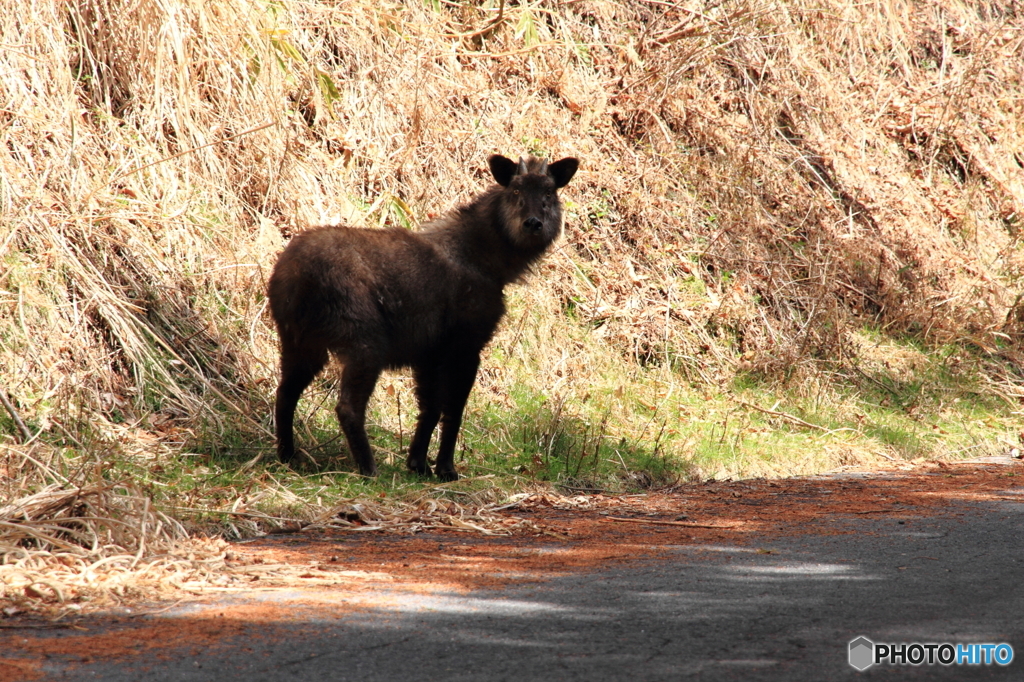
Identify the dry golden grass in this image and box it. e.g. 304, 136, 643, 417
2, 0, 1024, 612
0, 437, 562, 616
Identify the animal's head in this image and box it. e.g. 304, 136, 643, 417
488, 154, 579, 251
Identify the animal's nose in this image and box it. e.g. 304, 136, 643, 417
524, 217, 543, 233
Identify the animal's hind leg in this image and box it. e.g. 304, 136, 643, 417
335, 362, 382, 477
434, 354, 480, 482
276, 342, 328, 464
406, 365, 441, 476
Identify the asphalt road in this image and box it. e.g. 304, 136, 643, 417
13, 475, 1024, 681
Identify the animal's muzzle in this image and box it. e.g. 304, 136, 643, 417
524, 217, 543, 233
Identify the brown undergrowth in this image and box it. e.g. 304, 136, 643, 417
3, 0, 1022, 449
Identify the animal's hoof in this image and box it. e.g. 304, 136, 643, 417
406, 458, 430, 476
358, 465, 378, 477
435, 468, 459, 483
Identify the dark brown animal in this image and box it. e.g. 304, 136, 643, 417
268, 154, 579, 481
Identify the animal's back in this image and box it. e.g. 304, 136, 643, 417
268, 225, 501, 366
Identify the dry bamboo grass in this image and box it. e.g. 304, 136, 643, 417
0, 438, 574, 615
2, 491, 590, 615
0, 441, 224, 616
0, 433, 578, 614
2, 0, 1024, 611
3, 0, 1021, 448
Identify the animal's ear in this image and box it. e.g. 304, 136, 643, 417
547, 157, 579, 188
488, 155, 519, 187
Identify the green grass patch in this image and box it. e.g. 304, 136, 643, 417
6, 321, 1020, 541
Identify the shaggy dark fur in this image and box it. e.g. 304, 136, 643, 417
268, 154, 579, 480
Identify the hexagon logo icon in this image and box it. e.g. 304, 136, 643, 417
849, 636, 875, 671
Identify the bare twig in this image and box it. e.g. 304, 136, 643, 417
604, 516, 741, 529
458, 41, 557, 59
113, 121, 276, 183
735, 400, 828, 432
0, 390, 32, 443
444, 0, 505, 39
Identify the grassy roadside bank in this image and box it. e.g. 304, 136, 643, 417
2, 0, 1023, 613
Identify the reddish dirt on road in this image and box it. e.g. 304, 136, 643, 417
235, 460, 1023, 588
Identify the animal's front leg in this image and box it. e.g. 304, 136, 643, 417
434, 354, 481, 482
407, 365, 440, 476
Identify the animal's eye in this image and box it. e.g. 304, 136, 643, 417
513, 190, 519, 195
